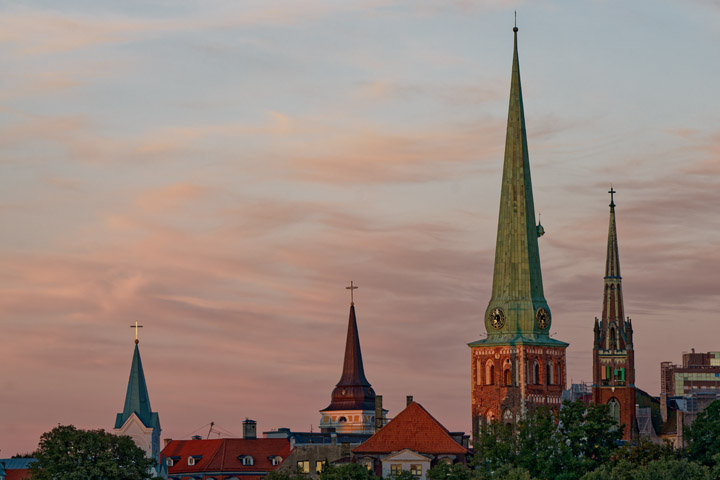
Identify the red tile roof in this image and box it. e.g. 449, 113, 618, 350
352, 402, 468, 455
162, 438, 292, 475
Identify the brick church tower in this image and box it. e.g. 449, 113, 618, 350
592, 190, 635, 442
469, 26, 568, 437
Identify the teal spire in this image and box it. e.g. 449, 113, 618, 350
115, 343, 158, 429
471, 26, 566, 347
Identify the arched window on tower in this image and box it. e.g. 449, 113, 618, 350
485, 360, 495, 385
503, 359, 512, 386
533, 359, 540, 385
547, 359, 554, 385
477, 359, 482, 385
608, 398, 620, 425
609, 326, 617, 350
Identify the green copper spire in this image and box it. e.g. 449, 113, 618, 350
115, 343, 158, 429
472, 26, 565, 347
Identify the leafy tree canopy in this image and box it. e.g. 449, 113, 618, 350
319, 462, 378, 480
427, 462, 471, 480
29, 424, 155, 480
685, 400, 720, 467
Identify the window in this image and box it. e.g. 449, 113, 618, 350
271, 456, 282, 466
166, 458, 174, 467
504, 368, 512, 386
608, 398, 620, 425
485, 360, 495, 385
533, 360, 540, 385
363, 460, 373, 471
297, 461, 310, 474
609, 326, 617, 350
242, 456, 254, 466
338, 416, 347, 422
390, 464, 402, 476
315, 461, 326, 473
547, 360, 554, 385
410, 464, 422, 477
188, 457, 195, 466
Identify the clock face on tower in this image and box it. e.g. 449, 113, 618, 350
536, 308, 550, 329
489, 308, 506, 329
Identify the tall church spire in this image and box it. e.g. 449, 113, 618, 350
320, 286, 378, 434
593, 190, 635, 441
484, 26, 551, 339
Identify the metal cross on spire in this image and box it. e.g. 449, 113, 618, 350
609, 186, 616, 207
346, 281, 358, 305
130, 321, 143, 344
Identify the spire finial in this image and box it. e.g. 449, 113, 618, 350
130, 321, 143, 344
346, 281, 358, 305
513, 11, 518, 32
609, 186, 616, 208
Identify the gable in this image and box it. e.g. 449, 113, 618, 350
383, 449, 431, 462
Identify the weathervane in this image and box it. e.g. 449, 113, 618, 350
346, 281, 358, 305
130, 321, 143, 344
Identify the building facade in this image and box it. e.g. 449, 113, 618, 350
661, 350, 720, 397
468, 26, 568, 436
591, 192, 636, 442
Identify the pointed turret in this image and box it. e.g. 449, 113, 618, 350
114, 337, 161, 474
479, 26, 560, 342
323, 303, 375, 411
115, 344, 155, 429
320, 285, 379, 434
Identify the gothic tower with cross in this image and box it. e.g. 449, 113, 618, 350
468, 25, 568, 437
592, 190, 636, 442
114, 325, 163, 476
319, 283, 383, 434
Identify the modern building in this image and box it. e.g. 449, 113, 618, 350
468, 25, 568, 436
352, 400, 468, 480
319, 287, 386, 434
114, 333, 164, 477
661, 350, 720, 397
592, 191, 637, 442
162, 422, 292, 480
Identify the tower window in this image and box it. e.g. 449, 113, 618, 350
608, 398, 620, 425
485, 360, 495, 385
533, 359, 541, 385
547, 359, 554, 385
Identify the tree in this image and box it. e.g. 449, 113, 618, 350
427, 462, 471, 480
29, 424, 155, 480
319, 463, 377, 480
686, 400, 720, 467
580, 457, 712, 480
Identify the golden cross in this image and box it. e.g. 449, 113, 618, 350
130, 321, 143, 344
346, 281, 358, 305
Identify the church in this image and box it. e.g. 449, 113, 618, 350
468, 25, 569, 436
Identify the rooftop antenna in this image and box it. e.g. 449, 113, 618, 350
207, 421, 214, 439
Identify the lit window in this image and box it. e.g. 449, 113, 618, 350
363, 461, 373, 471
298, 461, 310, 474
242, 456, 254, 466
410, 464, 422, 476
390, 464, 402, 476
316, 460, 326, 473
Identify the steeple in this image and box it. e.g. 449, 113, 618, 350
482, 25, 554, 341
115, 343, 156, 429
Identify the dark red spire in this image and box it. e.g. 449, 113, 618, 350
322, 303, 376, 411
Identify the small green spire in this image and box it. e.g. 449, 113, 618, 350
115, 343, 157, 429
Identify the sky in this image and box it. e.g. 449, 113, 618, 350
1, 0, 720, 456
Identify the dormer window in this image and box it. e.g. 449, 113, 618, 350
270, 456, 282, 466
188, 455, 202, 466
188, 457, 195, 466
166, 458, 174, 467
239, 455, 254, 466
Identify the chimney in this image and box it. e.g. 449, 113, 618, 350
243, 418, 257, 439
660, 393, 668, 423
163, 438, 173, 447
330, 432, 337, 446
406, 395, 413, 407
375, 395, 383, 431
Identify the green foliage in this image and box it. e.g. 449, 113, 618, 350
11, 452, 35, 458
319, 462, 377, 480
611, 438, 677, 466
29, 424, 155, 480
685, 400, 720, 467
472, 401, 622, 480
388, 470, 418, 480
267, 468, 309, 480
580, 457, 712, 480
426, 462, 471, 480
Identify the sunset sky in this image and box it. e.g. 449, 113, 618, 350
2, 0, 720, 455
